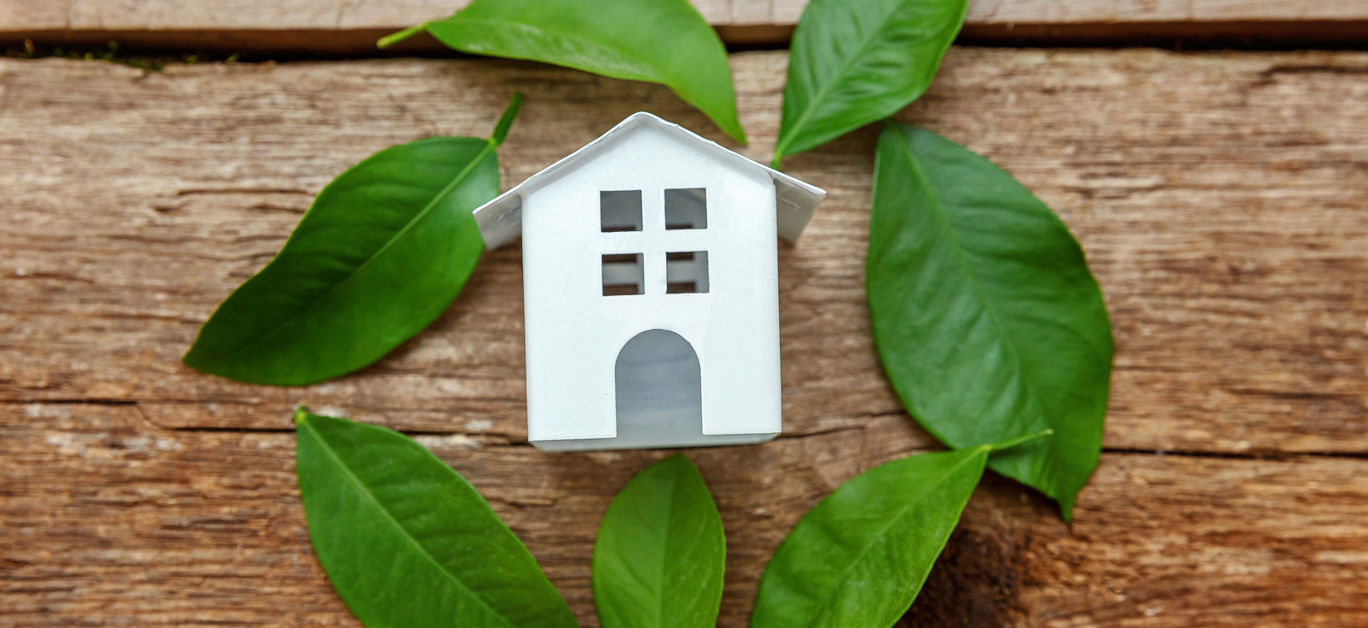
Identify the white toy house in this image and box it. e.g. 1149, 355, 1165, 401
473, 113, 825, 451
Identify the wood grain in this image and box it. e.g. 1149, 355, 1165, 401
2, 49, 1366, 455
4, 403, 1366, 626
3, 46, 1367, 627
3, 0, 1367, 51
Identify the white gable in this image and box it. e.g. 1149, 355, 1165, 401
473, 112, 826, 249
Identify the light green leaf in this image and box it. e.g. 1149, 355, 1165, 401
593, 454, 724, 628
183, 95, 523, 386
382, 0, 745, 144
752, 446, 988, 628
295, 409, 576, 628
867, 122, 1114, 520
772, 0, 966, 168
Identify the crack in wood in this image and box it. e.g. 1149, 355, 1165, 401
174, 187, 312, 197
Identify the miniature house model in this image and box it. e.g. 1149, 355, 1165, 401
472, 113, 825, 451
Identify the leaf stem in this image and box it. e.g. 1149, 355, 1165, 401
986, 428, 1054, 453
377, 23, 425, 49
490, 92, 524, 147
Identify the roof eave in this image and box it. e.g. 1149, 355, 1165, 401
471, 112, 826, 249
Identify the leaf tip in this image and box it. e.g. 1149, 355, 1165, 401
730, 126, 749, 147
1058, 497, 1076, 523
179, 346, 198, 368
293, 406, 310, 426
179, 344, 229, 380
653, 453, 706, 483
659, 451, 692, 470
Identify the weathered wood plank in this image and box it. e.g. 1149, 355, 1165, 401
2, 50, 1365, 455
3, 0, 1367, 51
4, 403, 1366, 626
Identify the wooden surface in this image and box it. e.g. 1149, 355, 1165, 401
5, 49, 1366, 453
5, 404, 1368, 626
2, 44, 1367, 626
4, 0, 1368, 50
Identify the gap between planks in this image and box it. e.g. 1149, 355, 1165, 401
8, 398, 1367, 463
4, 0, 1368, 52
9, 21, 1368, 56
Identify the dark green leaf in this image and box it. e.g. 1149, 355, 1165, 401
593, 454, 724, 628
867, 122, 1114, 520
752, 446, 989, 628
183, 97, 522, 386
295, 409, 576, 628
380, 0, 745, 144
772, 0, 966, 167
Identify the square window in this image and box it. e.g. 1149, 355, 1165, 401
665, 251, 709, 294
664, 188, 707, 230
602, 253, 644, 296
600, 190, 642, 232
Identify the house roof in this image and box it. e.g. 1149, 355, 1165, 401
472, 112, 826, 249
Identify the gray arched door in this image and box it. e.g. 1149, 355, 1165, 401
614, 329, 703, 448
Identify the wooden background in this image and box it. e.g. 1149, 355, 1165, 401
2, 2, 1367, 626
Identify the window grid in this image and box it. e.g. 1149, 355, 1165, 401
599, 188, 709, 296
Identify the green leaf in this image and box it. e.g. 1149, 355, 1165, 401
593, 454, 724, 628
380, 0, 745, 144
772, 0, 966, 168
183, 96, 522, 386
752, 433, 1048, 627
295, 409, 576, 628
866, 122, 1114, 520
752, 446, 987, 627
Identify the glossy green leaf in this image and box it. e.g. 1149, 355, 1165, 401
752, 445, 988, 628
593, 454, 724, 628
380, 0, 744, 144
867, 122, 1114, 520
771, 0, 966, 168
183, 96, 523, 386
295, 409, 576, 628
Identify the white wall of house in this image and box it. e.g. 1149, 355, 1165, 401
520, 124, 782, 446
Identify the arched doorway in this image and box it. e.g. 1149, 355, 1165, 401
613, 329, 703, 448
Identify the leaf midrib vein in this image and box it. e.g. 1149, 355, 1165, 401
778, 1, 950, 159
800, 448, 986, 626
300, 419, 515, 627
440, 17, 662, 82
778, 11, 896, 159
893, 135, 1058, 494
203, 140, 494, 362
654, 470, 680, 628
